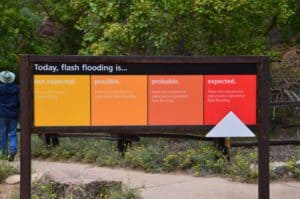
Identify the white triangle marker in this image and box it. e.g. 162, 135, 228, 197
205, 111, 255, 137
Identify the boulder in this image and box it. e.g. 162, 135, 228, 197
32, 173, 44, 182
5, 172, 45, 185
5, 175, 20, 185
296, 160, 300, 169
271, 162, 288, 176
250, 164, 258, 173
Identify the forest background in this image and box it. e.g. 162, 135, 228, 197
0, 0, 299, 136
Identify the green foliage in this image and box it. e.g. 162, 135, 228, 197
0, 0, 34, 71
229, 148, 258, 183
100, 184, 142, 199
0, 0, 55, 72
0, 160, 18, 183
287, 156, 300, 180
280, 1, 300, 44
31, 181, 141, 199
32, 137, 300, 182
163, 142, 228, 176
0, 0, 82, 72
124, 144, 166, 172
31, 136, 123, 166
72, 0, 296, 56
32, 181, 57, 199
32, 0, 83, 54
0, 0, 297, 72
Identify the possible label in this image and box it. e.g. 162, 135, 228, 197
91, 75, 147, 125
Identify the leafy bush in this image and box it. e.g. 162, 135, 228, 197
31, 136, 123, 166
163, 142, 228, 176
32, 181, 57, 199
124, 145, 166, 172
31, 180, 141, 199
229, 148, 258, 183
32, 136, 270, 182
94, 141, 123, 167
73, 0, 296, 56
100, 184, 142, 199
0, 160, 18, 183
287, 156, 300, 180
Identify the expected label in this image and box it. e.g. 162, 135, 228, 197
148, 75, 204, 125
204, 75, 256, 125
91, 75, 147, 125
34, 75, 90, 126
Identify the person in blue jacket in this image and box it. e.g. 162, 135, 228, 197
0, 70, 19, 161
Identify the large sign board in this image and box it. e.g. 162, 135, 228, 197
32, 62, 257, 129
19, 56, 270, 199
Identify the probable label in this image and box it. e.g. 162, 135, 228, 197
148, 75, 204, 125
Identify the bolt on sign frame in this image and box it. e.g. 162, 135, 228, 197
19, 55, 270, 199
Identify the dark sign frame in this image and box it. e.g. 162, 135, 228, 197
19, 55, 270, 199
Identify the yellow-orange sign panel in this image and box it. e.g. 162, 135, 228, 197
34, 75, 90, 126
91, 75, 147, 125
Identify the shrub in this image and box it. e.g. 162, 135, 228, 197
124, 145, 166, 172
163, 142, 228, 176
101, 184, 142, 199
286, 156, 300, 180
32, 181, 56, 199
32, 136, 269, 182
0, 160, 18, 183
31, 136, 51, 159
229, 148, 258, 183
31, 136, 123, 166
31, 180, 141, 199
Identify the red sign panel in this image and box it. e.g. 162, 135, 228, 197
204, 75, 256, 125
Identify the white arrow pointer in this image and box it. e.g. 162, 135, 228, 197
206, 111, 255, 137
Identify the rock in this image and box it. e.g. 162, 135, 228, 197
296, 160, 300, 169
5, 175, 20, 185
5, 173, 45, 185
250, 164, 258, 173
271, 162, 288, 176
288, 171, 294, 177
32, 173, 44, 182
271, 161, 287, 168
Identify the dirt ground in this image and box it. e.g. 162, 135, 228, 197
2, 160, 300, 199
0, 184, 19, 199
31, 160, 300, 199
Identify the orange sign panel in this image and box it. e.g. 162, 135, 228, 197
91, 75, 147, 125
34, 75, 90, 126
148, 75, 204, 125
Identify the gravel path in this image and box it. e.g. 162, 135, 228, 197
31, 160, 300, 199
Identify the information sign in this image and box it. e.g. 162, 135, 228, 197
33, 64, 257, 126
19, 56, 270, 199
